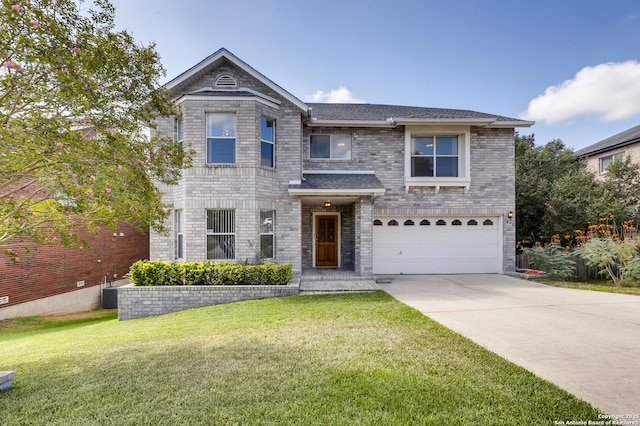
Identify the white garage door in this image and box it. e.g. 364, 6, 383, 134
373, 217, 501, 274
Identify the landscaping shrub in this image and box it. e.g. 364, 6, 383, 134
129, 261, 292, 286
524, 243, 575, 280
575, 237, 640, 286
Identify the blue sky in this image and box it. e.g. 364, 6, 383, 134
110, 0, 640, 150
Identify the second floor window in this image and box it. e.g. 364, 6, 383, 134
411, 136, 459, 177
174, 116, 183, 144
310, 134, 351, 160
599, 152, 624, 173
261, 118, 275, 167
206, 113, 236, 164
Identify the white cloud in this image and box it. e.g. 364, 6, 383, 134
521, 60, 640, 124
305, 86, 364, 103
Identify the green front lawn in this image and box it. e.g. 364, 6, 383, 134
0, 292, 600, 425
535, 278, 640, 295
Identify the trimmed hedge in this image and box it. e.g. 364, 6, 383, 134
129, 260, 293, 286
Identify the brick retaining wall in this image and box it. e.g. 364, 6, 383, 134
117, 281, 300, 320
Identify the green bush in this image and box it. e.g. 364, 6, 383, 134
575, 237, 640, 286
129, 260, 292, 286
523, 244, 576, 280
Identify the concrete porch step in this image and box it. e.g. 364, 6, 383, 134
299, 279, 379, 294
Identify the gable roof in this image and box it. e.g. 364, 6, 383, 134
308, 103, 533, 128
163, 48, 309, 113
575, 124, 640, 157
163, 48, 532, 129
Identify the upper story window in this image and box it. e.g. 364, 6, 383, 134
599, 152, 624, 173
404, 126, 471, 192
206, 113, 236, 164
261, 118, 275, 168
411, 136, 458, 177
310, 134, 351, 160
174, 116, 183, 144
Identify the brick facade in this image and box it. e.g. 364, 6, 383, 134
150, 50, 524, 276
583, 142, 640, 179
0, 223, 148, 311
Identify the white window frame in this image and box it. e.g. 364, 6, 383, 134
259, 210, 275, 259
309, 134, 352, 160
410, 136, 460, 178
206, 112, 236, 165
206, 209, 236, 260
174, 209, 183, 260
261, 118, 275, 168
174, 116, 183, 144
599, 152, 625, 174
404, 125, 471, 193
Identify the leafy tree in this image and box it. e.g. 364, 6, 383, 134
516, 134, 640, 244
543, 168, 601, 237
0, 0, 192, 247
515, 134, 582, 242
598, 156, 640, 221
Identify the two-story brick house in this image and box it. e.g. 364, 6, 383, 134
150, 49, 533, 278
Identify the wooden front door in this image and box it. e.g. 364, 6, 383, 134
315, 215, 339, 267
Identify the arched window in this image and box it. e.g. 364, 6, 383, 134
436, 219, 446, 226
452, 219, 462, 226
420, 219, 430, 226
388, 220, 398, 226
373, 219, 382, 226
483, 219, 494, 226
467, 219, 478, 226
404, 220, 415, 226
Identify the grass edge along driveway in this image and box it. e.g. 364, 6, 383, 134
0, 292, 600, 425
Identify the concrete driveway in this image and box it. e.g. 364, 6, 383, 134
379, 274, 640, 415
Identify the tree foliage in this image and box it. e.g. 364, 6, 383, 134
516, 134, 640, 243
0, 0, 192, 247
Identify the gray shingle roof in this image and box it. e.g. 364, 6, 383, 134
307, 103, 523, 123
290, 174, 385, 191
575, 124, 640, 157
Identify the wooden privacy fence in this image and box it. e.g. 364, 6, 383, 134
516, 253, 604, 281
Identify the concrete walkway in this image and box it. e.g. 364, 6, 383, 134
379, 274, 640, 415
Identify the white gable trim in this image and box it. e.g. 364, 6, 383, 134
164, 49, 309, 113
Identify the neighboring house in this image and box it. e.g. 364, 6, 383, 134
575, 124, 640, 177
0, 224, 148, 319
151, 48, 533, 277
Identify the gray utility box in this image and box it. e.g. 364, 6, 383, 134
102, 287, 118, 309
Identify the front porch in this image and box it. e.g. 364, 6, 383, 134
299, 268, 378, 294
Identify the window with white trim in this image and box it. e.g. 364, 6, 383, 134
206, 209, 235, 260
310, 134, 351, 159
206, 113, 236, 164
260, 210, 275, 259
174, 116, 183, 144
411, 136, 458, 177
404, 126, 470, 190
174, 209, 183, 259
599, 152, 624, 173
261, 118, 275, 168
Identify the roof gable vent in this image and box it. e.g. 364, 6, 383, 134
215, 75, 237, 88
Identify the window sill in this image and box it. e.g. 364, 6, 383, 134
405, 177, 471, 194
307, 158, 352, 162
